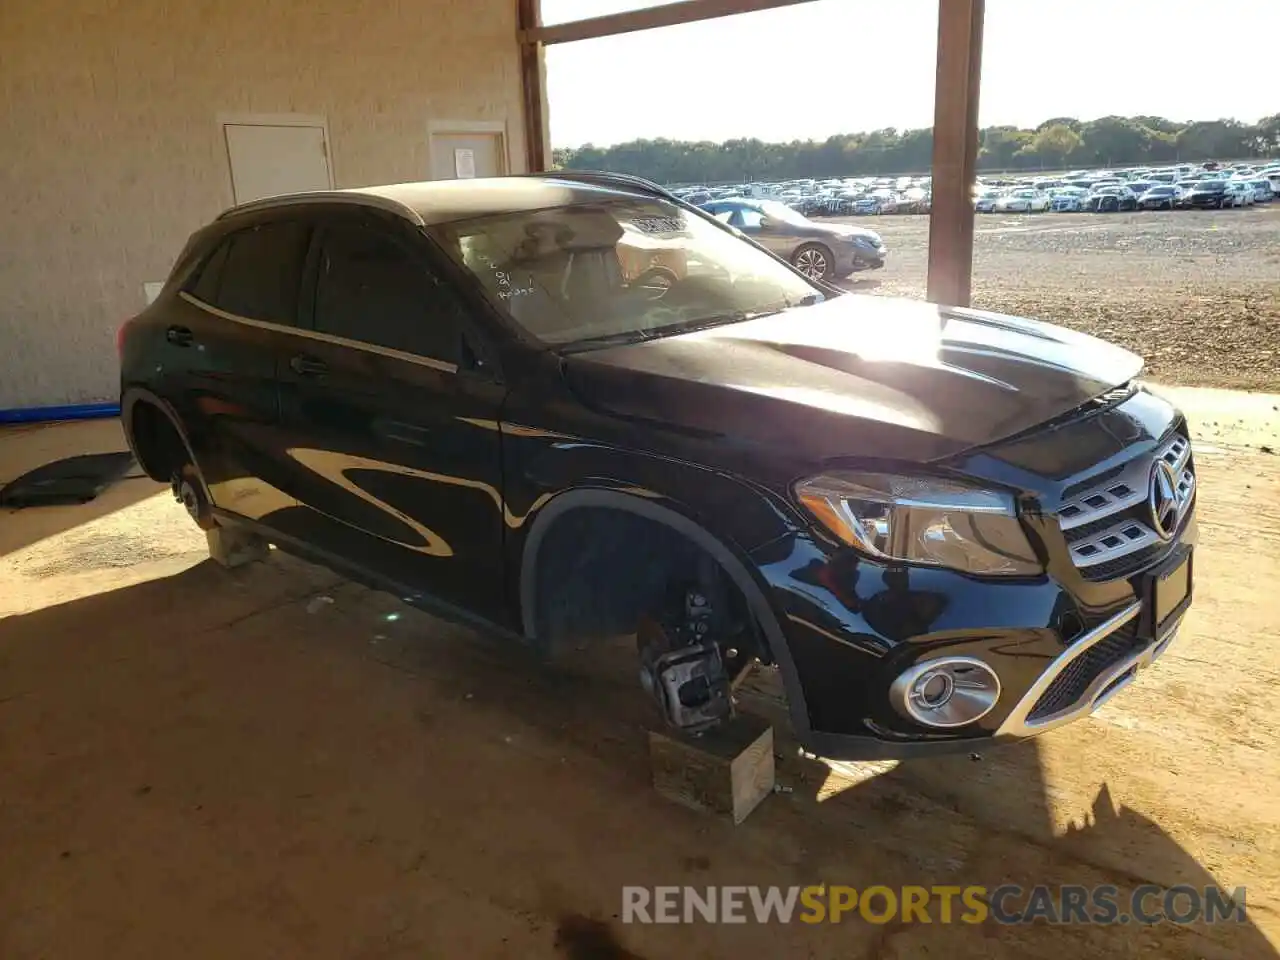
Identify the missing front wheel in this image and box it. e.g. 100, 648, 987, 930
637, 586, 734, 734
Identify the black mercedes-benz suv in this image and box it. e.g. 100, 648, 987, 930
119, 172, 1196, 759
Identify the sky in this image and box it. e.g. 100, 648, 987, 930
542, 0, 1278, 148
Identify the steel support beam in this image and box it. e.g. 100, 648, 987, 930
926, 0, 985, 307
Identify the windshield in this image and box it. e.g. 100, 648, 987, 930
430, 198, 821, 349
1148, 186, 1174, 194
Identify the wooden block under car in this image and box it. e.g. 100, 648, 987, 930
205, 525, 269, 568
648, 714, 775, 824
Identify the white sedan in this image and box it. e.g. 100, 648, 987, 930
994, 188, 1052, 213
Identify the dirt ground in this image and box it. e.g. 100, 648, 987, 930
831, 206, 1280, 392
0, 393, 1277, 959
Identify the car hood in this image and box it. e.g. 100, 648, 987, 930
821, 222, 882, 243
561, 295, 1144, 465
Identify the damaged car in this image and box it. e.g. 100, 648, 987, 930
119, 172, 1196, 759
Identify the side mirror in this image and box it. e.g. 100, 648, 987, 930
754, 217, 770, 230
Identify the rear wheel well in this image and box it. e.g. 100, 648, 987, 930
128, 399, 189, 482
525, 504, 768, 663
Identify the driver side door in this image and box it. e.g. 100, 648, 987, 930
727, 204, 794, 258
273, 210, 508, 621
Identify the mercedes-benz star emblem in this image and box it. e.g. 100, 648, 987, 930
1148, 460, 1182, 540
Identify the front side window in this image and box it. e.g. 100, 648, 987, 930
431, 197, 821, 350
752, 199, 813, 226
195, 220, 311, 324
734, 206, 766, 229
314, 223, 463, 363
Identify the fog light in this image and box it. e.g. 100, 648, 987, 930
890, 657, 1001, 728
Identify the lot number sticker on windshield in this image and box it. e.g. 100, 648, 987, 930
630, 216, 685, 235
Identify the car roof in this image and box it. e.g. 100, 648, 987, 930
216, 176, 658, 227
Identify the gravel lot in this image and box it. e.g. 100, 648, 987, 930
832, 207, 1280, 391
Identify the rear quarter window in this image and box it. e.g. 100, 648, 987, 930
189, 220, 311, 325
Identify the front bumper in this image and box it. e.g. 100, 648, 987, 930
747, 391, 1197, 760
839, 244, 887, 274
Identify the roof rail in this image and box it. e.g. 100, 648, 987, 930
519, 169, 677, 201
214, 190, 425, 226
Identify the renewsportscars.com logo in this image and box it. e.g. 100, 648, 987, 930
621, 884, 1247, 926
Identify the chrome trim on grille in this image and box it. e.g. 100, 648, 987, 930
1059, 433, 1194, 570
997, 602, 1143, 737
1069, 471, 1195, 569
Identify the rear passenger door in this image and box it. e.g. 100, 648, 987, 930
172, 216, 311, 524
274, 210, 507, 620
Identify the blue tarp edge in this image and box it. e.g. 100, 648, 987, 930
0, 403, 121, 424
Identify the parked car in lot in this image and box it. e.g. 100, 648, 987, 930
1225, 181, 1254, 207
119, 171, 1198, 759
852, 195, 884, 215
1084, 186, 1138, 212
1181, 180, 1233, 209
699, 197, 886, 279
1249, 179, 1275, 203
898, 187, 931, 214
866, 189, 899, 215
974, 189, 1001, 213
1050, 187, 1089, 212
995, 189, 1051, 213
1137, 185, 1181, 210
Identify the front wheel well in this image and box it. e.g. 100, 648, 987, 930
522, 502, 770, 664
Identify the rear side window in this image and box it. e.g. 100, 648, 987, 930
313, 223, 464, 364
190, 241, 230, 303
190, 220, 311, 325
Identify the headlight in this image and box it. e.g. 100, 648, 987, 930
794, 472, 1042, 576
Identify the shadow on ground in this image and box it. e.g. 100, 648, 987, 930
0, 421, 163, 559
0, 554, 1272, 959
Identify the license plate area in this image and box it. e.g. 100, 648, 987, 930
1137, 547, 1193, 643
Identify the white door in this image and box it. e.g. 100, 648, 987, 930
430, 132, 505, 181
223, 122, 332, 204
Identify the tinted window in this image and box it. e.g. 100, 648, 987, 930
190, 241, 230, 303
196, 221, 311, 324
314, 223, 462, 363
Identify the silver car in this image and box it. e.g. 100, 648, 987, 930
699, 198, 886, 281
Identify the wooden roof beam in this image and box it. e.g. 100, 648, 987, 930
522, 0, 820, 46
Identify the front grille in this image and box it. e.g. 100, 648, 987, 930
1074, 544, 1168, 582
1027, 622, 1147, 721
1058, 432, 1195, 581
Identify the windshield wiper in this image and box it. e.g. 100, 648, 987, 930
559, 308, 786, 354
558, 327, 668, 352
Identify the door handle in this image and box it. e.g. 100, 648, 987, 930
166, 325, 193, 347
289, 354, 328, 377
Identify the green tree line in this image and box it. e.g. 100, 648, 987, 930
552, 115, 1280, 184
